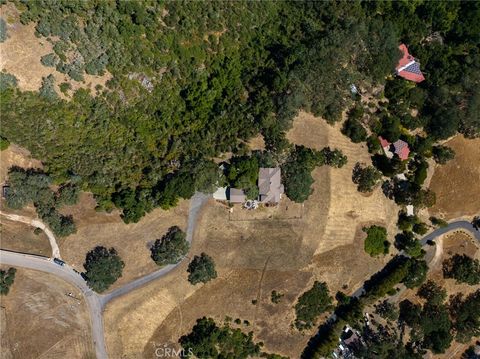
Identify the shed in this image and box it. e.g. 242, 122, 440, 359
213, 186, 228, 201
228, 188, 246, 203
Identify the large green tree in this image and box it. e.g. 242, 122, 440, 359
150, 226, 189, 266
187, 253, 217, 285
83, 246, 125, 293
363, 225, 390, 257
443, 254, 480, 285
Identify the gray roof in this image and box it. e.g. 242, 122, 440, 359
228, 188, 246, 203
258, 167, 284, 203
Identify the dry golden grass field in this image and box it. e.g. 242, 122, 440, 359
0, 219, 51, 256
104, 111, 402, 358
429, 135, 480, 220
59, 194, 189, 288
0, 3, 110, 97
1, 144, 190, 287
0, 267, 94, 359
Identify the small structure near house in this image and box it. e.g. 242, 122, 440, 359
227, 188, 246, 203
406, 205, 414, 216
395, 44, 425, 83
258, 167, 284, 204
243, 200, 258, 210
2, 184, 10, 198
213, 186, 228, 201
378, 136, 410, 161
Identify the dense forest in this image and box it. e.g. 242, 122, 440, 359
1, 1, 479, 221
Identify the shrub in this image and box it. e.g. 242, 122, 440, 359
430, 216, 448, 228
0, 268, 16, 295
432, 145, 455, 164
40, 53, 58, 67
56, 183, 80, 206
0, 72, 18, 90
0, 137, 10, 151
39, 74, 58, 100
0, 17, 7, 42
271, 290, 284, 304
363, 225, 389, 257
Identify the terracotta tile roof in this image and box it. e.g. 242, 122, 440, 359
396, 44, 425, 83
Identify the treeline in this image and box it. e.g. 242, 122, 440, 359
1, 1, 479, 221
302, 255, 428, 358
179, 316, 288, 359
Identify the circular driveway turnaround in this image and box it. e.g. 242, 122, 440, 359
1, 204, 478, 358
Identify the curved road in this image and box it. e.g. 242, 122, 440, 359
345, 220, 479, 299
0, 192, 210, 359
0, 208, 477, 358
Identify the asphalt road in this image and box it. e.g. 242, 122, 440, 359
0, 250, 107, 359
1, 209, 477, 359
0, 192, 210, 359
343, 221, 479, 302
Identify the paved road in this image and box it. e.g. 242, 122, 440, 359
348, 220, 480, 300
0, 192, 210, 359
101, 192, 210, 306
1, 207, 477, 358
0, 250, 107, 358
0, 211, 61, 258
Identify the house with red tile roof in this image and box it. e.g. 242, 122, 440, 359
395, 44, 425, 83
378, 136, 410, 160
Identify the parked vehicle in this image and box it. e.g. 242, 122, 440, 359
53, 258, 65, 266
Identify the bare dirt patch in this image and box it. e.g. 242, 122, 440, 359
246, 134, 266, 151
59, 193, 189, 288
0, 3, 111, 96
0, 144, 43, 184
429, 135, 480, 220
0, 218, 50, 256
0, 267, 93, 359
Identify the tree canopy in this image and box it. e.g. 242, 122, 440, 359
363, 225, 390, 257
187, 253, 217, 285
150, 226, 189, 266
294, 281, 333, 330
83, 246, 125, 293
443, 254, 480, 285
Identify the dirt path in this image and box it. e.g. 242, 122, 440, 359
0, 210, 61, 258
